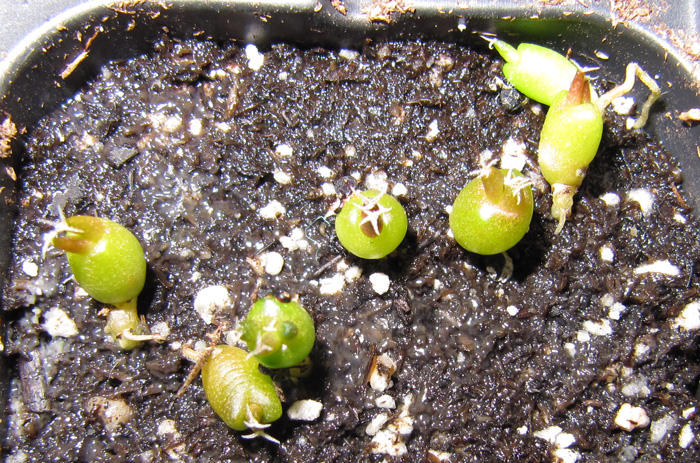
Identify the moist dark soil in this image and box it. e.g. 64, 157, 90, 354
3, 38, 700, 462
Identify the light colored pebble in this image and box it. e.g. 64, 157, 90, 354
366, 413, 390, 436
275, 143, 294, 157
21, 260, 39, 277
321, 182, 337, 196
621, 376, 651, 398
674, 213, 687, 224
599, 245, 614, 263
188, 118, 203, 136
344, 265, 362, 282
375, 395, 396, 409
370, 429, 407, 456
365, 171, 388, 192
673, 300, 700, 331
370, 272, 391, 295
427, 450, 452, 462
600, 293, 615, 307
564, 342, 576, 356
679, 108, 700, 122
162, 116, 182, 133
157, 418, 181, 438
424, 119, 440, 142
273, 170, 292, 185
583, 319, 613, 337
244, 44, 264, 70
679, 423, 695, 449
499, 137, 528, 171
633, 341, 651, 359
211, 123, 230, 135
369, 353, 396, 392
608, 302, 627, 320
317, 166, 333, 178
600, 192, 620, 207
42, 307, 79, 338
193, 285, 232, 324
611, 96, 635, 115
534, 426, 563, 445
87, 397, 133, 432
391, 182, 408, 197
259, 200, 286, 219
627, 188, 655, 216
650, 413, 677, 443
614, 403, 650, 431
151, 321, 170, 339
553, 448, 581, 463
264, 251, 284, 275
506, 305, 519, 316
634, 260, 680, 277
280, 227, 309, 252
682, 407, 696, 419
339, 49, 360, 60
319, 274, 345, 295
287, 400, 323, 421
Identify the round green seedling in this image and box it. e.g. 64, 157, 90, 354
492, 38, 591, 107
52, 215, 146, 305
538, 71, 603, 233
335, 190, 408, 259
449, 167, 533, 255
241, 295, 315, 369
201, 345, 283, 431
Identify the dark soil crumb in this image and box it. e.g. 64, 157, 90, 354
3, 38, 700, 462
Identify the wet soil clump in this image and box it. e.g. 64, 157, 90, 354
3, 39, 700, 462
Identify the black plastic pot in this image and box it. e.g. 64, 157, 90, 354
1, 0, 699, 452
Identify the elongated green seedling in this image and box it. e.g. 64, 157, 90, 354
335, 189, 408, 259
52, 215, 146, 304
241, 294, 315, 369
449, 167, 534, 255
201, 345, 283, 433
538, 71, 603, 233
50, 215, 159, 349
491, 38, 588, 106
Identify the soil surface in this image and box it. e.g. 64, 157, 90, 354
3, 38, 700, 462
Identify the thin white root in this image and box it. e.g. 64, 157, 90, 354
119, 330, 165, 342
242, 405, 280, 444
596, 63, 661, 129
551, 183, 576, 234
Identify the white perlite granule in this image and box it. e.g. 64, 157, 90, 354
287, 400, 323, 421
627, 188, 655, 216
679, 423, 695, 449
259, 200, 286, 219
649, 413, 677, 443
263, 252, 285, 276
614, 403, 650, 431
244, 44, 265, 70
193, 285, 232, 324
42, 307, 79, 338
319, 274, 345, 295
634, 260, 680, 277
370, 273, 391, 295
673, 301, 700, 331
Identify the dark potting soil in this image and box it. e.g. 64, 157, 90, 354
3, 38, 700, 462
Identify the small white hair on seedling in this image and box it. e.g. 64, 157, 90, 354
39, 208, 84, 259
